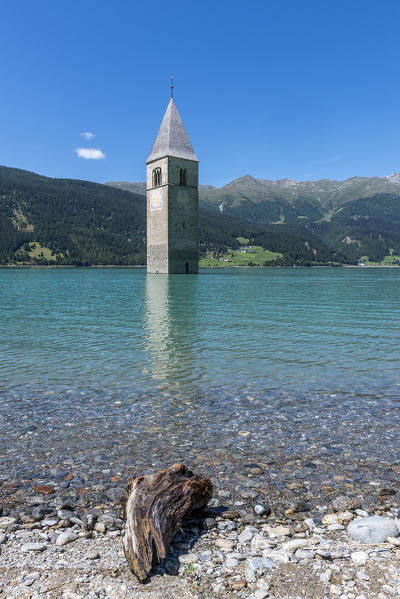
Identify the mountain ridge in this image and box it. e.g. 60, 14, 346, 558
0, 165, 399, 266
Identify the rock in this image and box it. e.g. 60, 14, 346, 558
337, 510, 354, 524
331, 495, 361, 512
351, 550, 368, 565
322, 514, 340, 526
268, 525, 290, 539
0, 516, 17, 530
315, 549, 331, 559
231, 579, 247, 590
34, 485, 55, 495
179, 553, 198, 564
295, 549, 315, 559
217, 490, 231, 498
292, 500, 310, 512
204, 517, 216, 530
215, 538, 234, 551
327, 523, 345, 531
24, 572, 41, 583
387, 536, 400, 546
251, 533, 274, 551
41, 518, 59, 527
378, 488, 396, 497
0, 532, 7, 544
55, 531, 78, 546
347, 516, 399, 543
86, 550, 100, 559
94, 522, 106, 533
248, 557, 268, 573
62, 592, 82, 599
254, 591, 269, 599
304, 517, 322, 530
221, 510, 240, 519
245, 568, 256, 584
238, 526, 258, 544
57, 509, 75, 520
355, 509, 369, 517
253, 504, 271, 517
21, 542, 46, 552
282, 538, 310, 554
262, 549, 290, 563
226, 557, 238, 567
32, 506, 54, 519
105, 487, 125, 502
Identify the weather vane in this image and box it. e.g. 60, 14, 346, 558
170, 74, 174, 98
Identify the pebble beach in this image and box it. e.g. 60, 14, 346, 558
2, 269, 400, 598
1, 387, 400, 598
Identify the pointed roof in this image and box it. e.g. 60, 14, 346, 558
146, 98, 198, 163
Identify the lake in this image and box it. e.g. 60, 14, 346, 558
1, 266, 400, 506
1, 266, 400, 397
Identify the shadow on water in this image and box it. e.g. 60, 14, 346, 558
144, 274, 202, 396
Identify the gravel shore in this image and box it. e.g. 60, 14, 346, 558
1, 483, 400, 599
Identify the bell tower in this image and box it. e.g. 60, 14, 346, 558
146, 84, 199, 274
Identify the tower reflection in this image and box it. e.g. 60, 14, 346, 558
144, 274, 199, 393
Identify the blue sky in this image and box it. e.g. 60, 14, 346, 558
1, 0, 399, 187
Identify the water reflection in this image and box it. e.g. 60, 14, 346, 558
144, 275, 200, 393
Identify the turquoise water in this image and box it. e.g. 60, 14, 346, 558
1, 266, 399, 399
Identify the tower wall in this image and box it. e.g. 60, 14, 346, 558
146, 157, 169, 274
147, 156, 198, 274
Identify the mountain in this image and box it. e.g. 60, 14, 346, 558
1, 165, 399, 266
0, 166, 146, 265
107, 174, 400, 263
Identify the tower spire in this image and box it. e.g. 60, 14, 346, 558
170, 74, 174, 98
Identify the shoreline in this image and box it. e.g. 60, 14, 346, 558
1, 263, 400, 269
1, 474, 400, 599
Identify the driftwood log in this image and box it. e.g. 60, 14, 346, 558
123, 463, 212, 582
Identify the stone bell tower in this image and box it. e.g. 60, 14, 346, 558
146, 85, 199, 274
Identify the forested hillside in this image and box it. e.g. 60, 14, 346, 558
1, 165, 399, 266
109, 175, 400, 265
0, 166, 146, 265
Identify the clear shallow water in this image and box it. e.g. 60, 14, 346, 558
1, 266, 400, 399
1, 267, 400, 506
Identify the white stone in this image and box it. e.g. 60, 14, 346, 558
347, 516, 399, 543
322, 513, 340, 525
387, 536, 400, 546
215, 538, 234, 551
251, 533, 274, 551
351, 550, 368, 565
55, 532, 78, 546
238, 526, 258, 544
21, 542, 46, 552
179, 553, 198, 564
262, 549, 290, 563
337, 510, 354, 524
0, 517, 17, 530
268, 525, 291, 539
282, 538, 310, 554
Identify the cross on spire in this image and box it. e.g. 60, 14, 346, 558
170, 74, 174, 98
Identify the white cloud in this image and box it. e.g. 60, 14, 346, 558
75, 147, 105, 160
81, 131, 95, 140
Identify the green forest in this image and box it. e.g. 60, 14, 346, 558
1, 165, 399, 266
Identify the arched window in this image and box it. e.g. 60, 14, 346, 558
152, 167, 162, 187
180, 168, 187, 186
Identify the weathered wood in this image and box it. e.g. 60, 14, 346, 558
123, 463, 212, 582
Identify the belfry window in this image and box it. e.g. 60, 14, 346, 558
179, 168, 187, 186
152, 168, 162, 187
